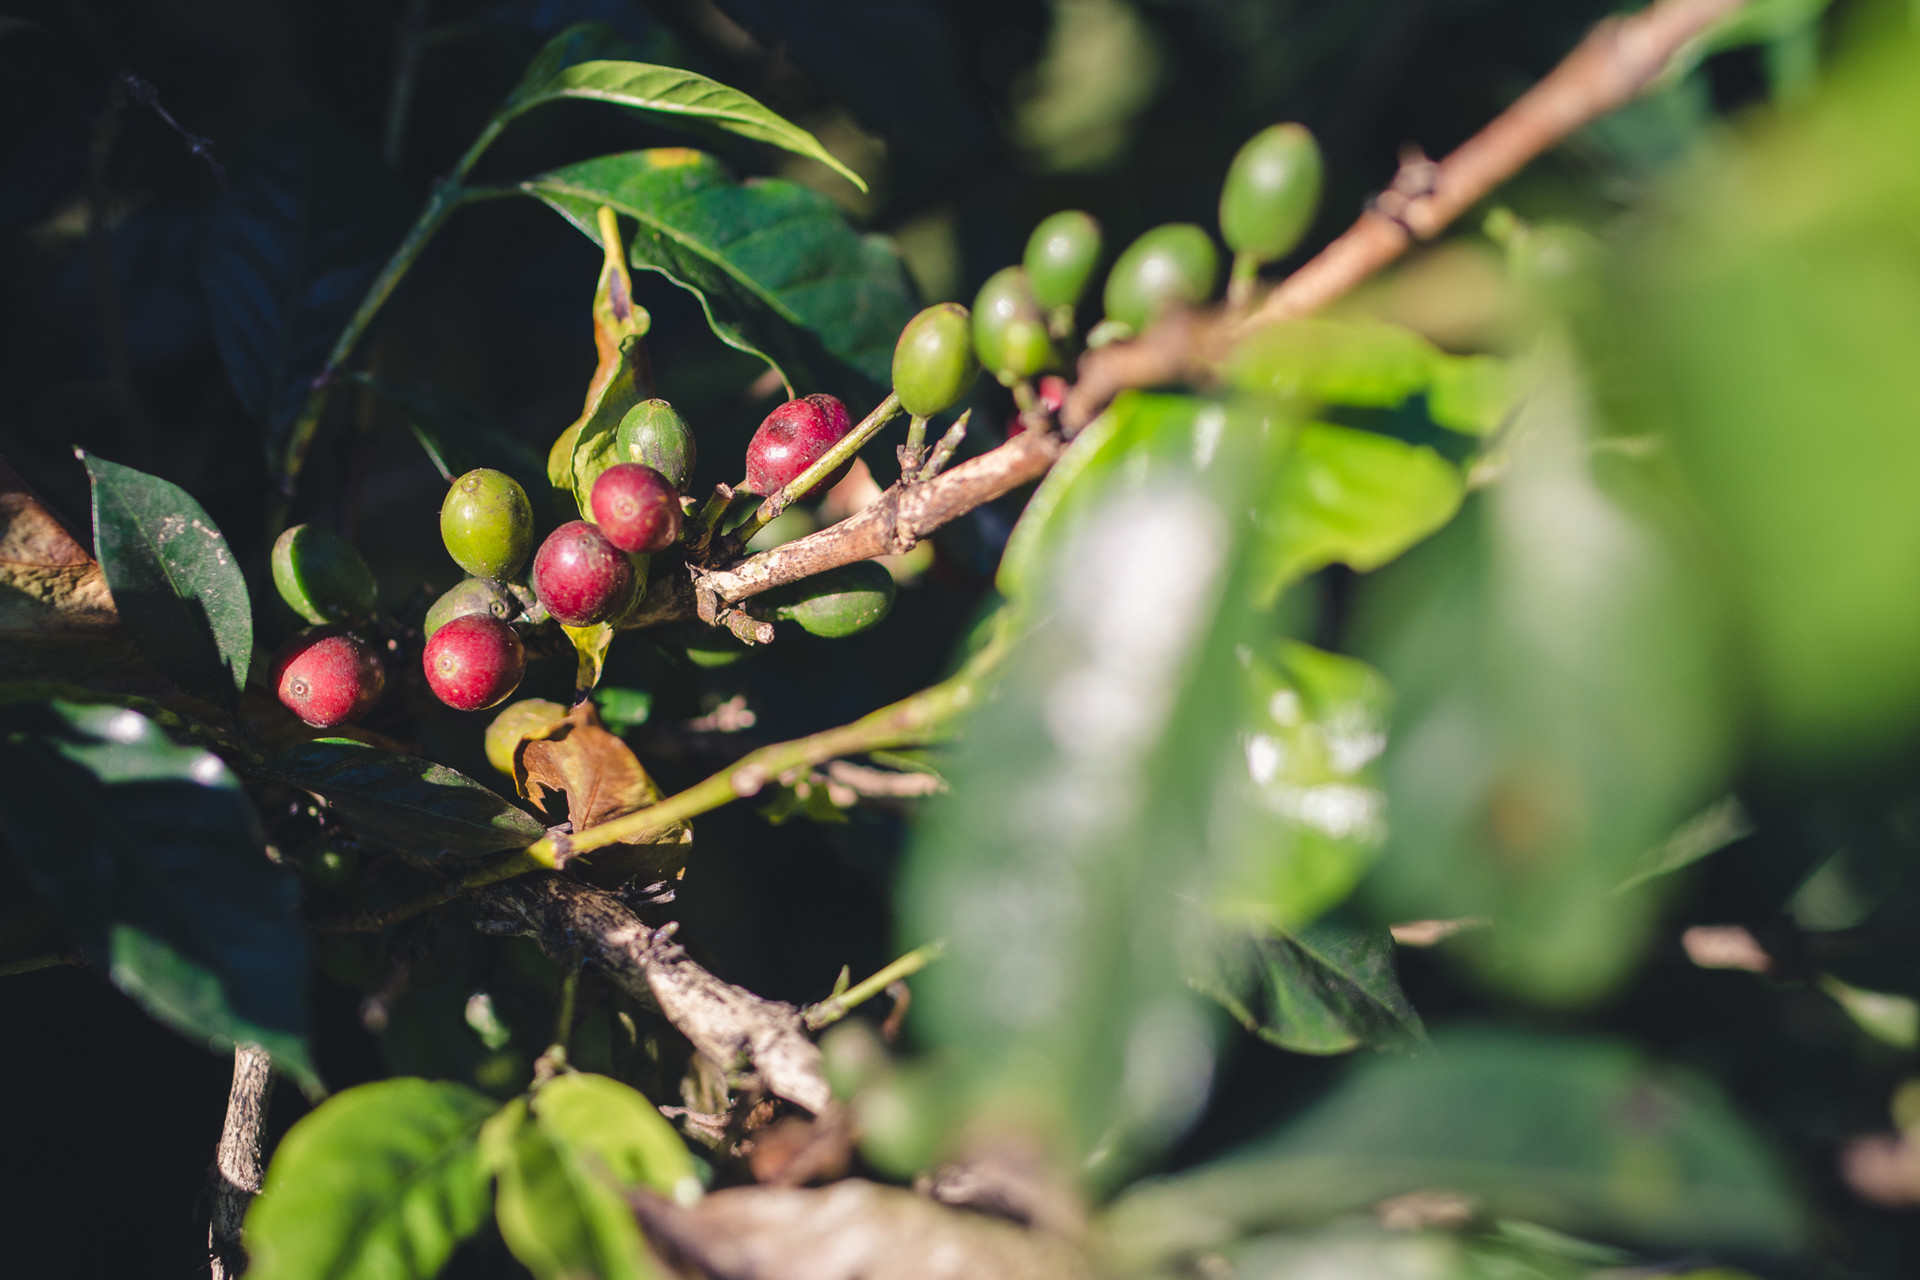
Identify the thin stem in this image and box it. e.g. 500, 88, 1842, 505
731, 392, 903, 546
803, 941, 946, 1031
899, 413, 930, 475
917, 410, 970, 481
383, 0, 434, 170
0, 951, 81, 979
1226, 251, 1261, 309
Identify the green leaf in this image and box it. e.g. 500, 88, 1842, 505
0, 701, 317, 1087
80, 452, 252, 713
1253, 423, 1464, 604
489, 1098, 658, 1280
1102, 1029, 1805, 1269
1353, 347, 1731, 1006
246, 1078, 497, 1280
592, 687, 653, 731
525, 149, 916, 401
1226, 318, 1441, 409
533, 1072, 701, 1203
1427, 353, 1516, 436
265, 739, 546, 859
487, 24, 867, 191
1190, 918, 1424, 1056
901, 390, 1289, 1184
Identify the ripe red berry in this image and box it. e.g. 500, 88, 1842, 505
1037, 375, 1069, 415
531, 520, 635, 627
590, 463, 682, 554
744, 394, 853, 497
422, 613, 525, 712
272, 626, 385, 728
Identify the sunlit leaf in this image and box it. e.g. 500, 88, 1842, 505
266, 739, 547, 859
533, 1072, 701, 1203
81, 452, 252, 714
246, 1078, 496, 1280
486, 1096, 658, 1280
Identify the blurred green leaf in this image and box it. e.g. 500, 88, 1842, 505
533, 1072, 701, 1203
1253, 423, 1463, 607
1353, 349, 1731, 1005
1427, 354, 1516, 436
0, 701, 316, 1087
1101, 1029, 1804, 1269
1607, 29, 1920, 757
80, 452, 251, 714
1227, 318, 1439, 409
525, 149, 915, 402
246, 1078, 496, 1280
901, 390, 1287, 1184
1191, 917, 1424, 1056
266, 739, 546, 858
1818, 974, 1920, 1048
486, 1095, 658, 1280
1222, 1222, 1620, 1280
592, 686, 653, 731
486, 24, 866, 190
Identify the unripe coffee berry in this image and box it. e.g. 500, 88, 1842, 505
272, 626, 385, 728
425, 577, 519, 639
590, 463, 682, 554
762, 561, 896, 638
1103, 224, 1220, 333
1219, 123, 1322, 264
615, 400, 696, 491
531, 520, 635, 626
892, 304, 979, 418
440, 468, 534, 580
272, 524, 377, 624
1024, 211, 1103, 310
972, 267, 1056, 385
422, 613, 525, 711
743, 394, 853, 497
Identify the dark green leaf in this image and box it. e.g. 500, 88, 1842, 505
901, 391, 1288, 1184
490, 24, 866, 190
525, 149, 916, 401
484, 1097, 658, 1280
346, 373, 546, 496
246, 1078, 497, 1280
1102, 1029, 1805, 1267
0, 702, 314, 1086
266, 739, 546, 859
1253, 423, 1463, 605
80, 452, 252, 713
1191, 918, 1424, 1056
201, 119, 397, 462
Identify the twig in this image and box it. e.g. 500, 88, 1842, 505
475, 876, 832, 1113
208, 1045, 272, 1280
0, 951, 82, 978
803, 941, 946, 1031
1061, 0, 1751, 431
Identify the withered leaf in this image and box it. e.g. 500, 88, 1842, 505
517, 701, 685, 847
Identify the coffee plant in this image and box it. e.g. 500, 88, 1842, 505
6, 1, 1920, 1277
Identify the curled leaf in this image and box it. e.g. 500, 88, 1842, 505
517, 703, 687, 873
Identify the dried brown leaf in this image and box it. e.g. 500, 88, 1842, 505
518, 701, 671, 837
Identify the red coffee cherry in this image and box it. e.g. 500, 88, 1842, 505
589, 462, 682, 554
531, 520, 635, 627
422, 613, 525, 712
272, 626, 385, 728
743, 394, 853, 497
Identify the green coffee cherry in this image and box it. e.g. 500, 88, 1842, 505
892, 303, 980, 418
271, 524, 377, 624
483, 698, 568, 776
615, 400, 696, 491
441, 468, 534, 580
1103, 224, 1221, 332
674, 624, 749, 668
1220, 123, 1322, 263
424, 577, 519, 639
971, 266, 1056, 385
1024, 210, 1102, 310
761, 561, 896, 638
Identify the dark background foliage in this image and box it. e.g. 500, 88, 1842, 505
1, 1, 1908, 1276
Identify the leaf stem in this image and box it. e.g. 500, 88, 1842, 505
802, 941, 946, 1031
731, 392, 902, 545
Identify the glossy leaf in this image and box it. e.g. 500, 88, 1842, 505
266, 739, 547, 859
245, 1078, 496, 1280
0, 702, 315, 1086
1102, 1029, 1805, 1266
81, 452, 252, 713
525, 149, 916, 403
1253, 423, 1463, 604
901, 390, 1288, 1184
202, 120, 394, 461
486, 1097, 657, 1280
488, 23, 866, 190
533, 1072, 701, 1202
1191, 918, 1424, 1056
1353, 348, 1731, 1005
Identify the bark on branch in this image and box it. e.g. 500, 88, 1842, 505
208, 1044, 272, 1280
